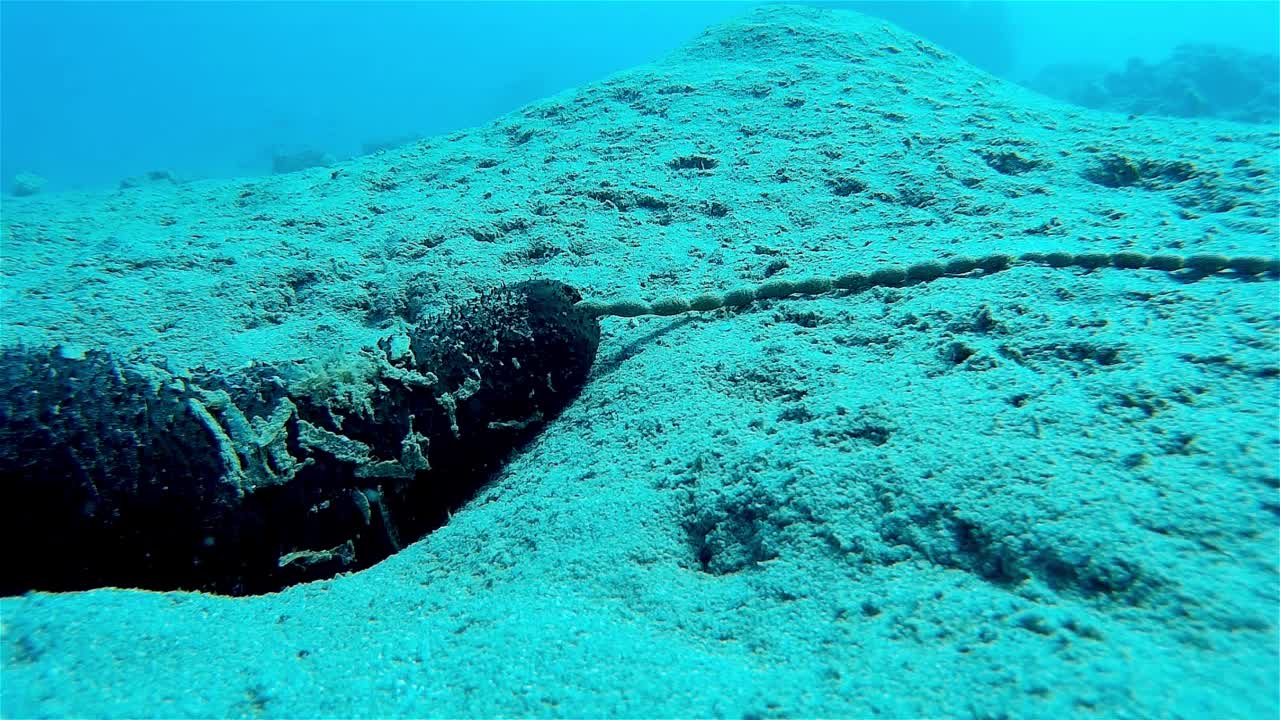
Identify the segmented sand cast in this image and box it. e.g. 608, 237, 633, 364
576, 251, 1280, 319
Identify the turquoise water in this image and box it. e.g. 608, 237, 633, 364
2, 1, 1276, 193
1, 3, 1278, 718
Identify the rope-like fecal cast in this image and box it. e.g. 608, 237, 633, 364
576, 251, 1280, 319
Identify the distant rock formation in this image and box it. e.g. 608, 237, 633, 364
10, 172, 46, 197
271, 147, 334, 174
119, 169, 182, 190
1029, 44, 1279, 125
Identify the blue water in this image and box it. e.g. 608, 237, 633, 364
2, 1, 1276, 194
1, 3, 1278, 718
